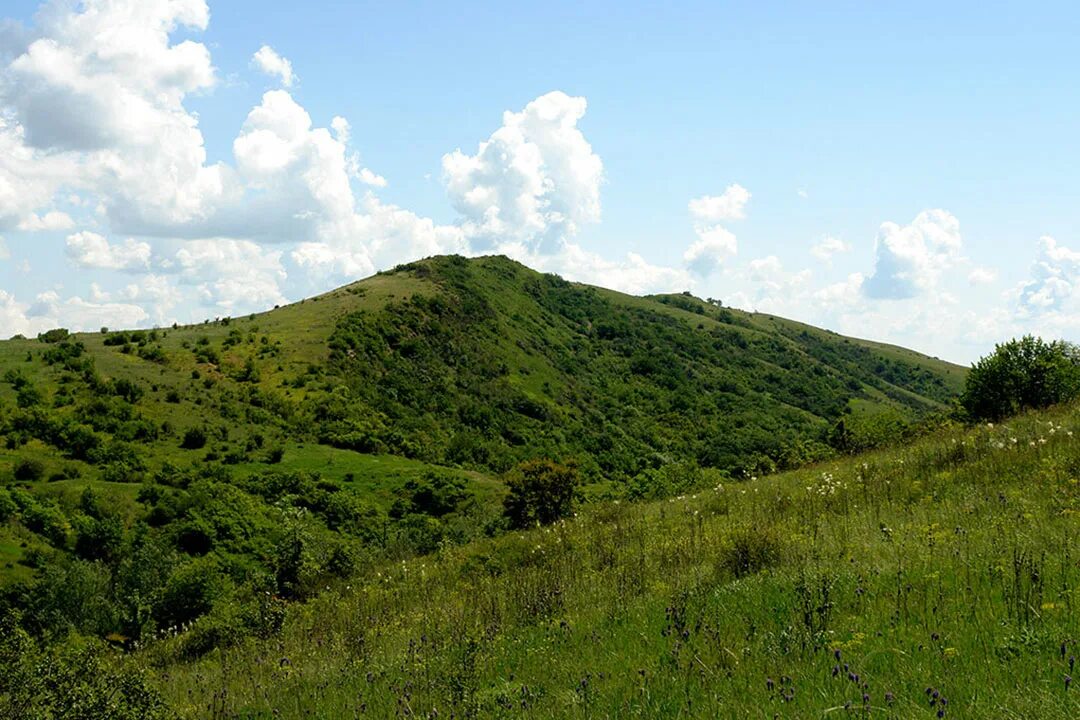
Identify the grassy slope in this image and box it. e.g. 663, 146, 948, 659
0, 255, 964, 582
152, 401, 1080, 719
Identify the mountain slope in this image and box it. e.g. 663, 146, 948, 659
0, 254, 964, 487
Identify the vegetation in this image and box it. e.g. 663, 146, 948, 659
962, 335, 1080, 421
0, 254, 996, 716
3, 394, 1078, 717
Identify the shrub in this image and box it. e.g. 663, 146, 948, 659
503, 459, 578, 529
0, 489, 16, 522
181, 427, 208, 450
37, 328, 70, 343
962, 336, 1080, 421
157, 556, 231, 627
0, 614, 169, 719
13, 458, 45, 482
720, 525, 784, 578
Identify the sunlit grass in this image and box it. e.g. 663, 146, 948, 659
135, 403, 1080, 718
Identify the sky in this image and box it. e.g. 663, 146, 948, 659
2, 2, 1080, 363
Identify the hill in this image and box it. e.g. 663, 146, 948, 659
0, 254, 964, 583
9, 393, 1080, 718
1, 253, 963, 479
0, 254, 976, 715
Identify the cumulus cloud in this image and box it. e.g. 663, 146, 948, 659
0, 288, 148, 337
684, 226, 737, 277
811, 235, 851, 262
18, 210, 74, 231
968, 266, 998, 285
682, 184, 749, 276
688, 184, 750, 222
358, 168, 387, 188
512, 243, 691, 296
442, 91, 603, 253
252, 44, 294, 87
173, 239, 288, 313
1013, 236, 1080, 323
863, 209, 962, 299
65, 231, 151, 270
0, 0, 231, 235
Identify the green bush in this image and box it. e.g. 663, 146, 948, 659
157, 556, 231, 628
13, 458, 45, 482
0, 614, 168, 719
0, 489, 16, 522
503, 459, 578, 528
181, 427, 207, 450
962, 336, 1080, 421
719, 525, 784, 578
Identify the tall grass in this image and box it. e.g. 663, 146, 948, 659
145, 404, 1080, 718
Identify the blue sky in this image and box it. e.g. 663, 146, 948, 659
2, 1, 1080, 363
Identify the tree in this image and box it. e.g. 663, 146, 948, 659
503, 459, 578, 529
961, 336, 1080, 421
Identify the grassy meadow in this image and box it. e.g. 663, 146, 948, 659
140, 402, 1080, 719
1, 255, 1052, 719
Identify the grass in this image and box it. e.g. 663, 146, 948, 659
128, 401, 1080, 719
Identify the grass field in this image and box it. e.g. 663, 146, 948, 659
130, 400, 1080, 719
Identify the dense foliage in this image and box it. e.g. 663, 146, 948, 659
323, 256, 959, 479
962, 335, 1080, 421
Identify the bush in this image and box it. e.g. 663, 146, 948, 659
720, 525, 784, 578
503, 459, 578, 529
0, 489, 16, 522
37, 328, 70, 343
157, 556, 231, 627
13, 458, 45, 482
181, 427, 207, 450
0, 614, 169, 719
962, 336, 1080, 421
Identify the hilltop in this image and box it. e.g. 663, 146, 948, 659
0, 254, 965, 583
1, 253, 963, 483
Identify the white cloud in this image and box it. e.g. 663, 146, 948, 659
968, 266, 998, 285
173, 239, 288, 313
252, 44, 294, 87
0, 288, 148, 337
688, 184, 751, 222
684, 225, 737, 277
517, 243, 692, 296
811, 235, 851, 262
442, 91, 603, 253
65, 231, 151, 270
0, 0, 231, 235
683, 184, 748, 276
358, 168, 387, 188
1010, 236, 1080, 334
18, 210, 74, 231
863, 209, 962, 299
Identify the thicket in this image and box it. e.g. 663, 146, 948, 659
962, 335, 1080, 421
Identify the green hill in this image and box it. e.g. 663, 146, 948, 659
1, 253, 963, 480
0, 254, 964, 582
8, 394, 1080, 718
0, 253, 979, 717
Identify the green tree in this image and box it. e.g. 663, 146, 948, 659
503, 459, 578, 529
961, 336, 1080, 421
